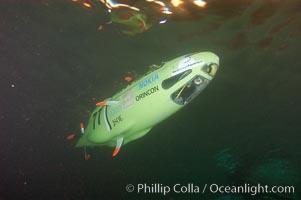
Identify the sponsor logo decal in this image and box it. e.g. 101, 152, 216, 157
172, 58, 204, 75
136, 85, 159, 101
112, 115, 123, 127
138, 74, 159, 89
183, 55, 191, 63
122, 89, 134, 110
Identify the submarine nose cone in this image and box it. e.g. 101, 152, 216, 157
192, 51, 219, 78
202, 63, 219, 77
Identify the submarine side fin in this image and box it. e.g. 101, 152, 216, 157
96, 100, 119, 107
112, 137, 124, 157
106, 101, 119, 106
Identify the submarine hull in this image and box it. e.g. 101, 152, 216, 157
76, 52, 219, 155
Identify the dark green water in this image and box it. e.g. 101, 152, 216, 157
1, 0, 301, 199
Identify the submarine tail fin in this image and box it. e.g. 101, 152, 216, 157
76, 122, 88, 147
112, 137, 124, 157
75, 135, 89, 147
75, 123, 95, 147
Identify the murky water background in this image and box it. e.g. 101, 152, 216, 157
1, 0, 301, 199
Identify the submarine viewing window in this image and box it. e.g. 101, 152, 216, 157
171, 75, 209, 105
202, 63, 218, 76
161, 69, 192, 90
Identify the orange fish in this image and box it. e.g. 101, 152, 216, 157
124, 76, 133, 83
98, 25, 103, 31
85, 154, 91, 160
82, 1, 93, 9
119, 13, 134, 20
66, 134, 76, 140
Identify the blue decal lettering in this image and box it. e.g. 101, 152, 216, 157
138, 74, 159, 89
